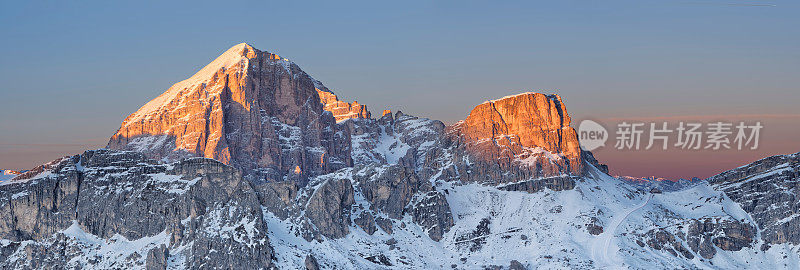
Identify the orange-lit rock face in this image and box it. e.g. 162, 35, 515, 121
108, 43, 352, 181
316, 89, 371, 122
449, 92, 583, 177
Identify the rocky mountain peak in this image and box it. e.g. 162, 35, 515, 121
123, 43, 261, 124
449, 92, 583, 178
108, 43, 354, 181
107, 43, 587, 184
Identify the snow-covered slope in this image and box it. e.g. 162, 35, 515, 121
264, 163, 788, 269
5, 148, 797, 269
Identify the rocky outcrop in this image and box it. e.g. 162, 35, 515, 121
707, 152, 800, 246
509, 260, 527, 270
585, 217, 604, 236
302, 177, 355, 240
354, 212, 378, 235
445, 92, 583, 185
642, 228, 696, 259
317, 88, 371, 122
409, 191, 454, 241
305, 254, 320, 270
496, 176, 577, 193
619, 176, 702, 192
254, 180, 299, 220
456, 218, 492, 252
108, 43, 352, 182
146, 244, 169, 270
350, 163, 454, 241
639, 217, 754, 260
0, 149, 274, 269
355, 165, 426, 219
376, 217, 394, 234
687, 218, 754, 258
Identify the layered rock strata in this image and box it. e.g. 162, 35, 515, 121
0, 149, 274, 269
316, 88, 371, 122
108, 43, 352, 182
445, 92, 584, 184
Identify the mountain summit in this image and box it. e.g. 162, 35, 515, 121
107, 43, 583, 184
449, 92, 583, 178
108, 43, 367, 181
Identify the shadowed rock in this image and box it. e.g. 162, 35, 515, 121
0, 149, 274, 269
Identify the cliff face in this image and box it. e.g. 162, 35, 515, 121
316, 88, 371, 122
0, 150, 274, 269
107, 43, 352, 181
448, 92, 583, 179
106, 44, 583, 184
707, 153, 800, 247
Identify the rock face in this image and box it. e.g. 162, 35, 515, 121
302, 176, 355, 240
305, 254, 320, 270
445, 92, 583, 185
355, 165, 425, 219
707, 152, 800, 246
409, 191, 455, 241
639, 217, 754, 260
450, 93, 582, 176
0, 149, 273, 269
618, 176, 703, 192
354, 211, 378, 235
316, 88, 371, 122
342, 112, 456, 240
496, 176, 577, 193
108, 43, 352, 182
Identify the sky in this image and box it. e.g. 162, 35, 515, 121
1, 0, 798, 179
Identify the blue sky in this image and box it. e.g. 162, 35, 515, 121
1, 0, 798, 178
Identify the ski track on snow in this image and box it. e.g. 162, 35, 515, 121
591, 193, 653, 269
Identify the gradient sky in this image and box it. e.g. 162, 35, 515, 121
1, 0, 798, 179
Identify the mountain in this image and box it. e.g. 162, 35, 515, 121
617, 176, 704, 192
0, 151, 273, 269
107, 43, 355, 183
1, 43, 799, 269
707, 153, 800, 248
448, 92, 585, 182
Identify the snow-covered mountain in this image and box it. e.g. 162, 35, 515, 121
617, 176, 704, 192
1, 43, 799, 269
